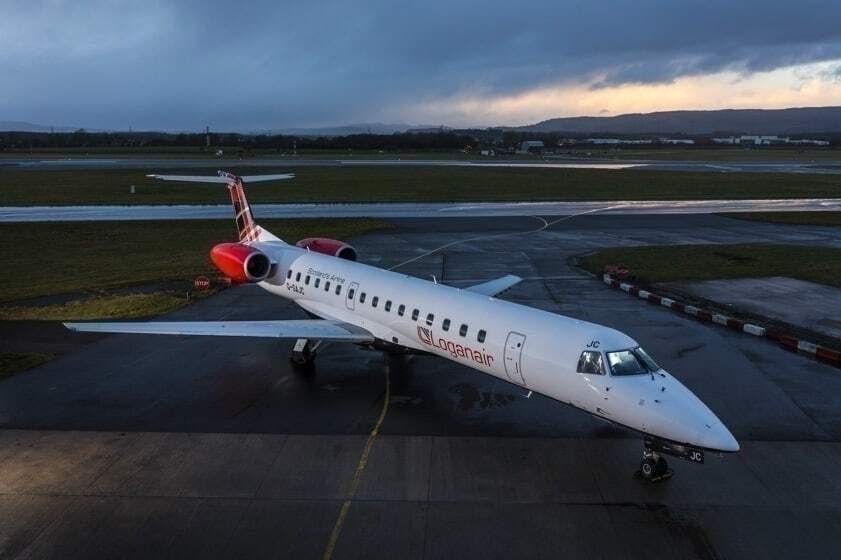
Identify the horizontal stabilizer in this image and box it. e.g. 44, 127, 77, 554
464, 274, 522, 297
146, 173, 294, 183
64, 319, 373, 342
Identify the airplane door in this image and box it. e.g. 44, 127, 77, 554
346, 281, 359, 310
503, 332, 527, 385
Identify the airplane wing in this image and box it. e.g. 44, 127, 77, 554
146, 173, 295, 183
64, 319, 373, 342
464, 274, 522, 297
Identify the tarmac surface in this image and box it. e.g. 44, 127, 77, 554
3, 198, 841, 222
2, 214, 841, 558
672, 277, 841, 340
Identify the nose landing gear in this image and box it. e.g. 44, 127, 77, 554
638, 449, 671, 482
635, 438, 675, 482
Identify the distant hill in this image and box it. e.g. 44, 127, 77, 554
261, 123, 444, 136
514, 107, 841, 135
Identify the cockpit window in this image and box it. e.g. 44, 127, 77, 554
634, 347, 660, 372
577, 351, 604, 375
606, 347, 660, 376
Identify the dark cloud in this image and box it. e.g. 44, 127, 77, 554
2, 0, 840, 129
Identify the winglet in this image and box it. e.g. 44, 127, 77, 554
464, 274, 522, 297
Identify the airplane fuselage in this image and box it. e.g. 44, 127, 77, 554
257, 240, 739, 454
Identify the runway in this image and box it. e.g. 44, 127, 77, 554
2, 197, 841, 221
4, 155, 841, 174
2, 214, 841, 558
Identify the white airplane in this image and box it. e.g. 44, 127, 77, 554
66, 171, 739, 480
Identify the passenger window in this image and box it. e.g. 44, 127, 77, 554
426, 313, 434, 326
314, 278, 320, 288
398, 304, 405, 316
412, 309, 419, 321
305, 275, 310, 285
286, 269, 292, 279
296, 272, 301, 282
359, 292, 366, 304
442, 319, 451, 331
325, 281, 330, 291
477, 329, 486, 343
372, 296, 379, 308
348, 288, 355, 299
459, 324, 468, 337
577, 351, 605, 375
385, 301, 392, 312
336, 285, 342, 296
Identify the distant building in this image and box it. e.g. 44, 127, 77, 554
658, 138, 694, 145
712, 135, 829, 147
584, 138, 653, 145
739, 135, 788, 145
788, 138, 830, 146
518, 140, 544, 154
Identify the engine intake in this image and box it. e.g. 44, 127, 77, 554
296, 238, 357, 261
210, 243, 272, 283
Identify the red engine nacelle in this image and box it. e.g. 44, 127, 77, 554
296, 238, 357, 261
210, 243, 272, 283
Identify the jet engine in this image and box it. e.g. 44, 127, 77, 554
295, 238, 357, 261
210, 243, 272, 283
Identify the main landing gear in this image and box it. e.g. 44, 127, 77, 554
290, 338, 326, 367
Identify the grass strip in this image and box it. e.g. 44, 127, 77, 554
0, 352, 52, 378
721, 212, 841, 226
1, 166, 840, 205
0, 292, 190, 320
0, 218, 391, 302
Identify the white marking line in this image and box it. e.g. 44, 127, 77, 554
388, 205, 626, 272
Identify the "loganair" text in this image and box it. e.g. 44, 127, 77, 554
417, 326, 494, 367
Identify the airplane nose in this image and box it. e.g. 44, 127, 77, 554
698, 421, 740, 452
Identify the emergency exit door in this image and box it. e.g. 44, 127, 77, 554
504, 332, 527, 385
346, 281, 359, 310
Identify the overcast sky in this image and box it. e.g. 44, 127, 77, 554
3, 0, 841, 131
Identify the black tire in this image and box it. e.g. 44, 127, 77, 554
640, 458, 657, 479
655, 457, 668, 475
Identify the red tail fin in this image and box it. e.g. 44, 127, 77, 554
226, 175, 259, 242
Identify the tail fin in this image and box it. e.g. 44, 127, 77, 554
146, 170, 294, 243
223, 172, 260, 242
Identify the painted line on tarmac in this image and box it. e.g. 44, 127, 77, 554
388, 205, 626, 272
323, 207, 622, 557
322, 361, 391, 560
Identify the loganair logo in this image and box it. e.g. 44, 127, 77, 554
417, 326, 494, 367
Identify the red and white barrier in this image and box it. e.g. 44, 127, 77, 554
603, 273, 841, 368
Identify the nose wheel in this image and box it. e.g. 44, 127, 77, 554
637, 449, 671, 482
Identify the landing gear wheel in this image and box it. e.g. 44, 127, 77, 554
290, 338, 317, 371
655, 457, 668, 475
640, 457, 658, 480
